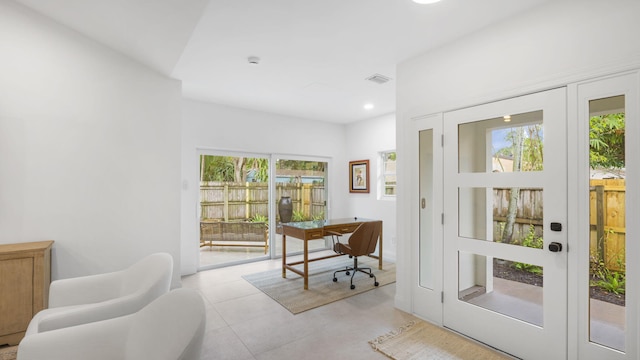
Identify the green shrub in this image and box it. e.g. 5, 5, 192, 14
591, 258, 626, 295
250, 214, 268, 223
511, 225, 543, 275
292, 210, 305, 222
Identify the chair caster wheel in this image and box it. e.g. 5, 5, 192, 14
369, 274, 374, 278
345, 271, 350, 276
333, 277, 337, 282
350, 285, 356, 290
374, 282, 379, 287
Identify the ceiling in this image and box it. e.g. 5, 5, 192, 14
14, 0, 552, 123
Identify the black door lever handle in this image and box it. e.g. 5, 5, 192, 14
548, 242, 562, 252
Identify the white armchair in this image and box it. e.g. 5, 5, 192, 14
25, 252, 173, 336
17, 288, 206, 360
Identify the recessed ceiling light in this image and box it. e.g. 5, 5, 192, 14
503, 115, 511, 122
412, 0, 442, 4
364, 103, 374, 110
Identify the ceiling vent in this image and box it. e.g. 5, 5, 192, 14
365, 73, 392, 84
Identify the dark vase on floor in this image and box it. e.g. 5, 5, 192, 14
278, 196, 293, 223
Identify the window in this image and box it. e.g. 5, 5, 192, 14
380, 151, 397, 196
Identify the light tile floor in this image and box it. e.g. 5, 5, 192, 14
189, 248, 626, 359
182, 253, 416, 360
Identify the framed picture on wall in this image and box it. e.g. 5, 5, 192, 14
349, 160, 369, 193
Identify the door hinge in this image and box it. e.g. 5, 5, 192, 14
441, 213, 444, 225
441, 291, 444, 303
441, 134, 444, 147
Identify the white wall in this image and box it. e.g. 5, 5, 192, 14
181, 99, 352, 274
345, 113, 397, 261
0, 1, 183, 286
395, 0, 640, 311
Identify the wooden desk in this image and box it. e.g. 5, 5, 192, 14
281, 218, 382, 290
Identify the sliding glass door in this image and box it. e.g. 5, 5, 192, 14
273, 156, 329, 258
198, 151, 271, 269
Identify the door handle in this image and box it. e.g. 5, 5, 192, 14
548, 242, 563, 252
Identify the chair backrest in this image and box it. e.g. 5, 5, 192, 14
347, 221, 382, 257
125, 288, 206, 360
120, 253, 173, 298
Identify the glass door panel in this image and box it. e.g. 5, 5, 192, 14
198, 153, 270, 269
412, 115, 444, 323
273, 158, 328, 258
588, 95, 626, 351
419, 129, 435, 290
459, 252, 543, 326
458, 112, 544, 173
458, 187, 544, 247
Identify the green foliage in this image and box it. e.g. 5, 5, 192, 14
519, 225, 543, 249
246, 157, 269, 182
312, 211, 325, 221
200, 155, 270, 183
200, 155, 235, 182
521, 125, 544, 171
511, 225, 543, 275
292, 210, 306, 222
494, 124, 544, 171
276, 160, 325, 172
593, 267, 626, 295
590, 257, 626, 295
384, 152, 396, 161
589, 113, 625, 169
512, 261, 543, 275
250, 214, 268, 223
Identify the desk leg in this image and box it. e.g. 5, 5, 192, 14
379, 222, 383, 270
282, 233, 287, 278
303, 239, 309, 290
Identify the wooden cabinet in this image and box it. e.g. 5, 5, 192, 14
0, 241, 53, 346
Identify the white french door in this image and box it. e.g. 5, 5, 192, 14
442, 88, 568, 359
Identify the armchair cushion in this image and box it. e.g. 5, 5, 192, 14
18, 289, 206, 360
26, 252, 173, 336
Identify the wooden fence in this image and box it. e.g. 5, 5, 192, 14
200, 182, 326, 222
589, 179, 625, 271
492, 188, 544, 244
493, 179, 626, 271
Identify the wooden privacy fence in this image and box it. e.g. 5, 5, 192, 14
493, 179, 626, 271
492, 187, 544, 244
590, 179, 625, 271
200, 182, 326, 222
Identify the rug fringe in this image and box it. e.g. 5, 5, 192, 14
368, 320, 418, 350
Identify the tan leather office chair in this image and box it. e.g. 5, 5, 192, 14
332, 221, 381, 290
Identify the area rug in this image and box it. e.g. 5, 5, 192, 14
369, 320, 510, 360
242, 256, 395, 314
0, 346, 17, 360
